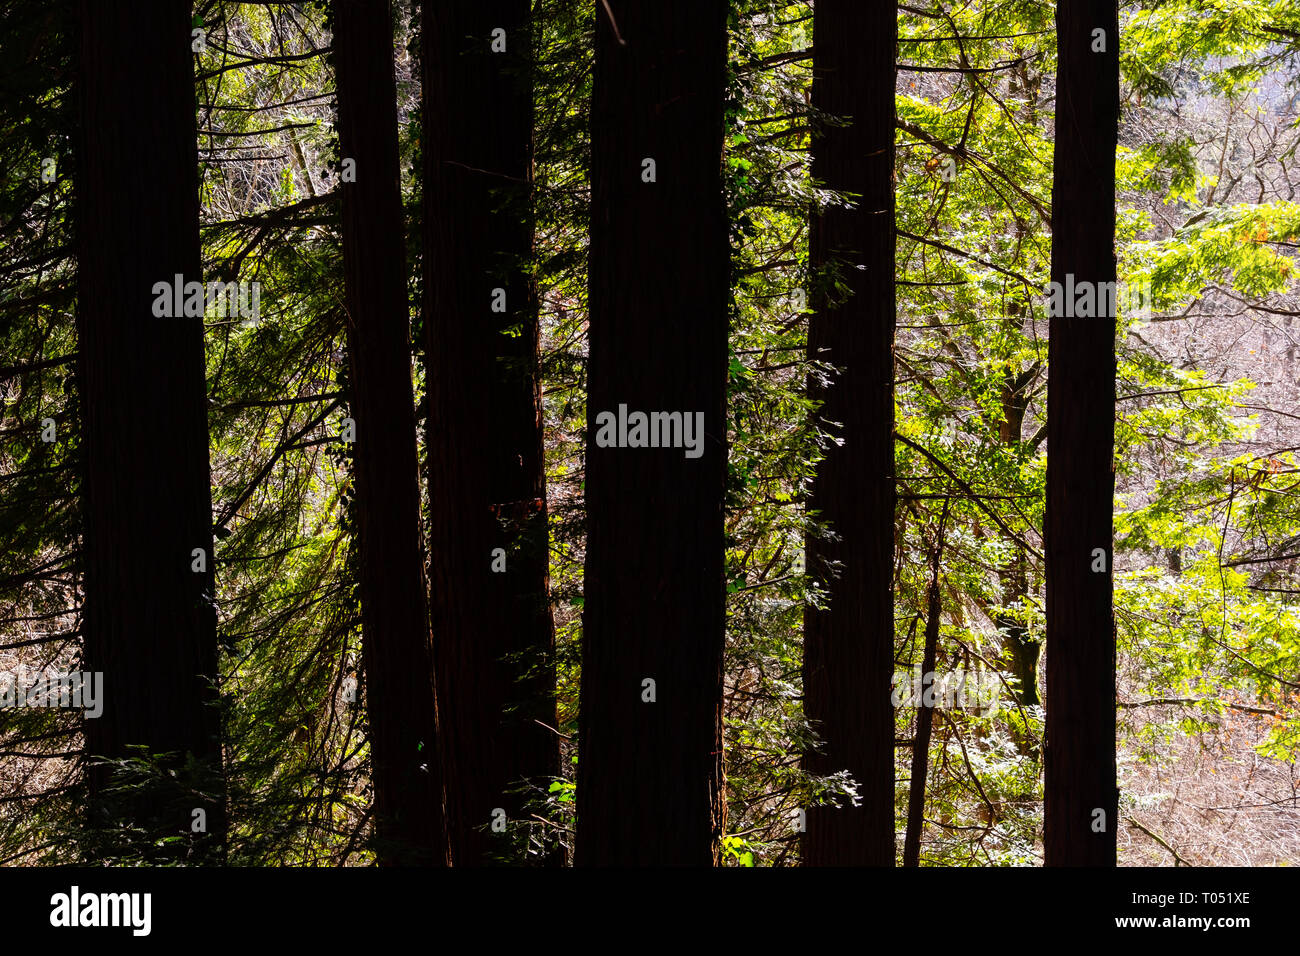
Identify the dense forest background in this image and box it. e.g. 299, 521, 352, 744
2, 0, 1299, 867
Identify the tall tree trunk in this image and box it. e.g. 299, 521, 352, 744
334, 0, 449, 866
75, 1, 225, 862
1043, 0, 1119, 867
903, 501, 948, 866
421, 0, 559, 865
997, 364, 1039, 708
802, 0, 898, 867
575, 0, 730, 866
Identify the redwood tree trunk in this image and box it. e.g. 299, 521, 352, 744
75, 0, 226, 862
997, 366, 1039, 708
902, 505, 946, 867
335, 0, 449, 866
421, 0, 559, 866
575, 0, 730, 866
1043, 0, 1119, 867
802, 0, 898, 867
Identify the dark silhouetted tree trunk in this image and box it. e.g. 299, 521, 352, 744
75, 0, 225, 862
802, 0, 898, 867
334, 0, 449, 866
421, 0, 559, 865
903, 501, 947, 866
1043, 0, 1119, 867
997, 362, 1039, 708
575, 0, 730, 866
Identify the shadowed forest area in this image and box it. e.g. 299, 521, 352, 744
1, 0, 1299, 870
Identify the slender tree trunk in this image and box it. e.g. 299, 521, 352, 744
903, 502, 948, 866
575, 0, 730, 866
334, 0, 449, 866
75, 1, 226, 862
997, 366, 1039, 707
422, 0, 559, 866
1043, 0, 1119, 867
802, 0, 898, 867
